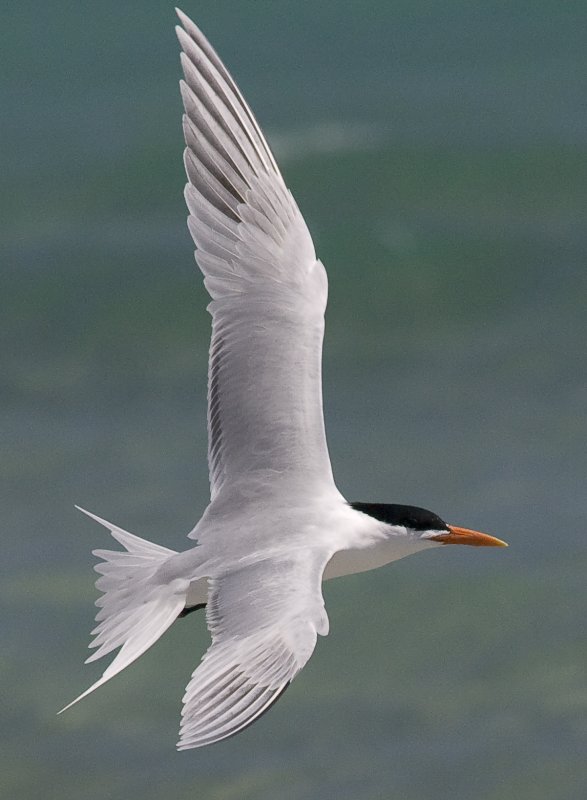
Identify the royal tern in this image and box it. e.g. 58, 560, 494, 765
61, 9, 508, 749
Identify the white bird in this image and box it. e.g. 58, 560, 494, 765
61, 8, 508, 750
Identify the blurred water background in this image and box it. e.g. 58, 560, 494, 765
3, 2, 587, 798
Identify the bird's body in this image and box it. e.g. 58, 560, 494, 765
163, 491, 435, 610
62, 9, 507, 749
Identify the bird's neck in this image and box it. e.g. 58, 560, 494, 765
322, 502, 430, 581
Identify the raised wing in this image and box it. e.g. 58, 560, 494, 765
177, 550, 330, 749
176, 10, 334, 506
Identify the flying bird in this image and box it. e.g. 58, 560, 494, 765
61, 8, 508, 750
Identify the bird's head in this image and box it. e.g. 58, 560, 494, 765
351, 502, 508, 549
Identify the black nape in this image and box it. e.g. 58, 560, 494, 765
350, 502, 449, 532
179, 603, 207, 618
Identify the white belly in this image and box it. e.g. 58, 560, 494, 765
184, 534, 426, 607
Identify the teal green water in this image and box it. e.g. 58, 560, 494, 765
3, 3, 587, 798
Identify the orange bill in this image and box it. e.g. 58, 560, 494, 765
431, 525, 508, 547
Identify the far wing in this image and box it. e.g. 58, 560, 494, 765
177, 550, 330, 749
176, 11, 334, 507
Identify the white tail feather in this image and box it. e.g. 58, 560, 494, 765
59, 507, 187, 714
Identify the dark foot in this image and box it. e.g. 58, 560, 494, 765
179, 603, 207, 618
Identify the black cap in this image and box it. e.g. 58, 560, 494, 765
350, 502, 449, 532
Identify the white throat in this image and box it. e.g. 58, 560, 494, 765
323, 514, 440, 581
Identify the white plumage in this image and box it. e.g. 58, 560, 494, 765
61, 9, 507, 749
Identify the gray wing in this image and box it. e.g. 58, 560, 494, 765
177, 550, 330, 749
176, 11, 334, 510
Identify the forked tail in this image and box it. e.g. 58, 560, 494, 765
59, 507, 188, 713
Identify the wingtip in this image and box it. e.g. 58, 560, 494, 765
179, 50, 191, 70
175, 7, 212, 52
175, 24, 190, 49
175, 7, 198, 35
